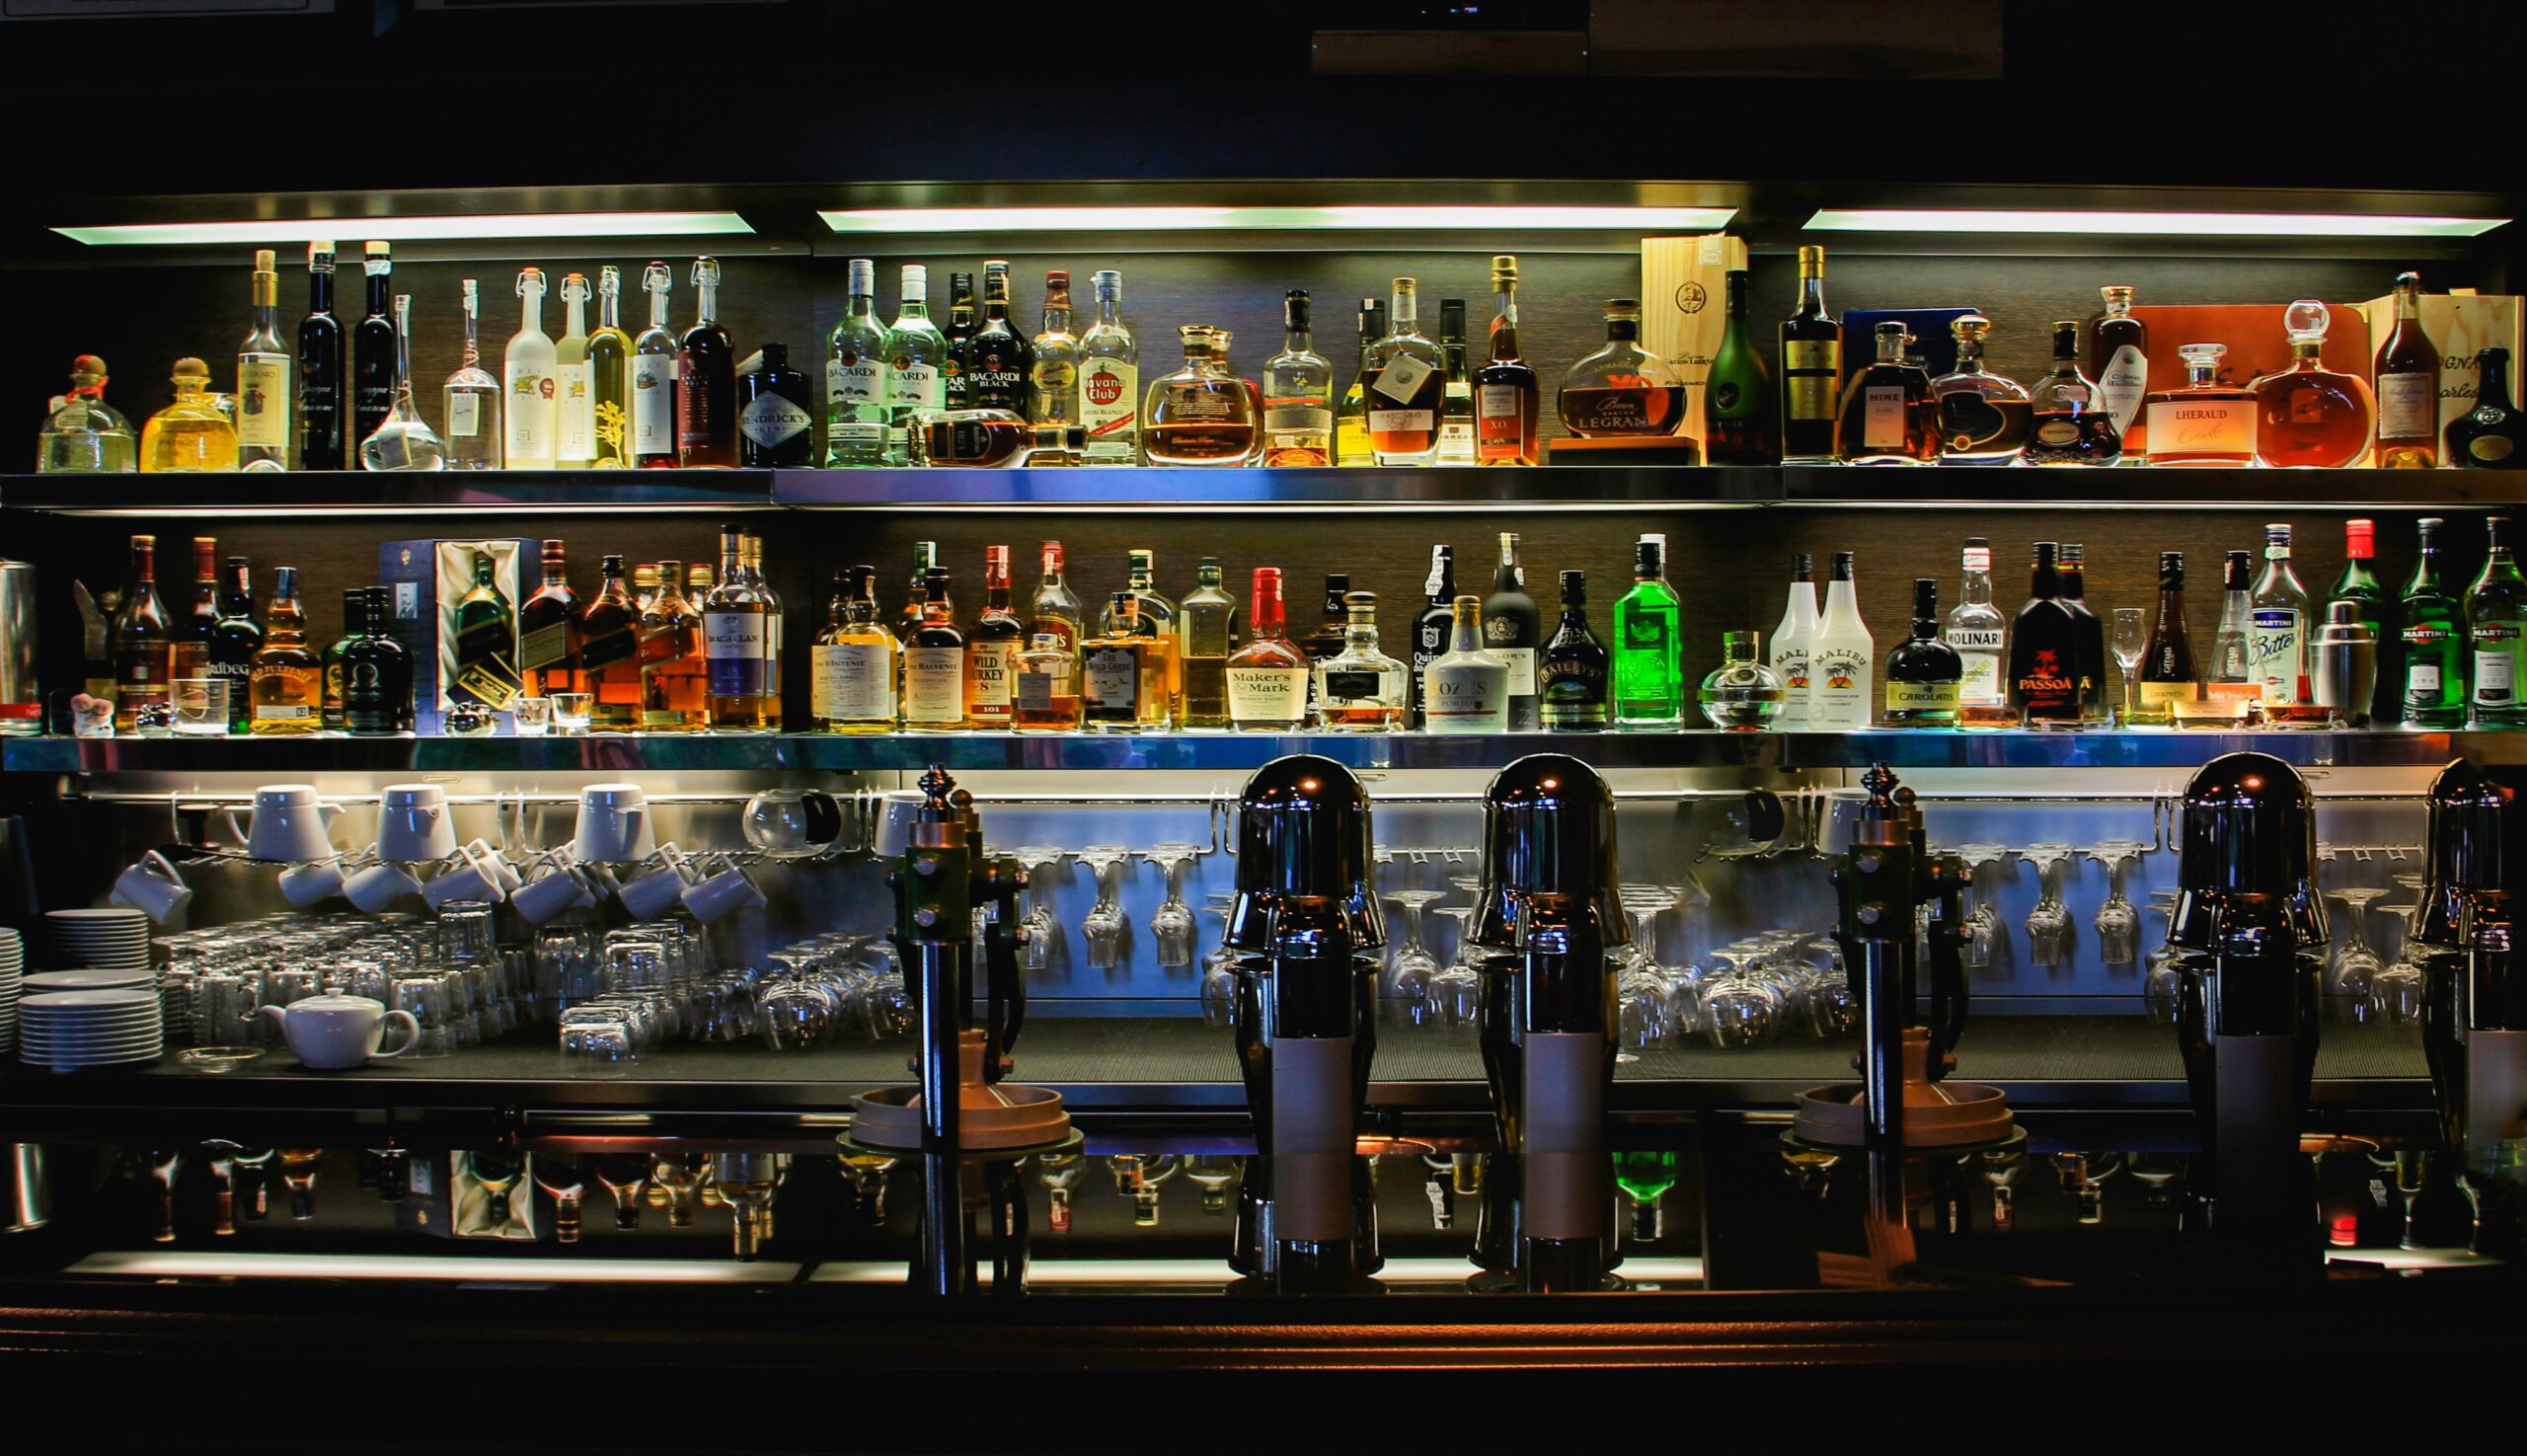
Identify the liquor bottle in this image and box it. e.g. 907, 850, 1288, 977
2141, 343, 2255, 466
1410, 546, 1456, 728
1302, 573, 1353, 689
1703, 268, 1776, 465
206, 556, 261, 731
174, 537, 219, 681
1028, 541, 1085, 691
2373, 271, 2442, 469
1226, 568, 1310, 731
638, 558, 708, 731
1435, 297, 1477, 465
1263, 290, 1335, 466
1929, 316, 2031, 464
676, 258, 737, 467
2252, 523, 2317, 721
1354, 279, 1446, 464
2253, 301, 2375, 468
440, 279, 502, 470
1111, 549, 1179, 723
361, 295, 444, 472
2008, 543, 2079, 726
744, 531, 781, 707
351, 242, 395, 449
2448, 347, 2527, 467
1031, 269, 1081, 429
633, 563, 661, 616
1538, 571, 1609, 731
324, 586, 362, 731
881, 266, 949, 467
247, 567, 323, 735
37, 355, 137, 473
701, 527, 775, 731
1423, 594, 1509, 734
960, 546, 1025, 730
2131, 552, 2197, 728
545, 273, 593, 469
2401, 517, 2467, 728
1178, 558, 1237, 730
1142, 326, 1262, 466
2207, 549, 2261, 721
1882, 579, 1962, 728
895, 541, 941, 642
1778, 246, 1842, 461
895, 568, 964, 732
109, 535, 174, 731
1770, 553, 1820, 729
140, 358, 237, 472
1808, 552, 1874, 731
631, 263, 680, 468
737, 343, 814, 467
501, 268, 558, 470
1560, 298, 1684, 438
1834, 321, 1938, 464
1470, 256, 1541, 467
233, 250, 291, 472
345, 585, 413, 735
588, 266, 634, 469
452, 553, 524, 712
1334, 297, 1385, 467
1014, 634, 1082, 732
515, 540, 580, 699
2056, 544, 2108, 723
1078, 269, 1139, 464
966, 262, 1033, 418
1482, 532, 1542, 731
822, 259, 891, 468
2328, 518, 2394, 726
1314, 591, 1408, 731
1081, 592, 1162, 732
2089, 285, 2149, 453
2469, 515, 2527, 728
1947, 539, 2011, 728
581, 554, 643, 730
295, 242, 344, 470
941, 270, 978, 414
812, 567, 895, 732
1612, 534, 1683, 728
2021, 321, 2122, 465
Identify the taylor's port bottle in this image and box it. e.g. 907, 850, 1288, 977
1482, 532, 1542, 730
1777, 245, 1840, 460
2021, 321, 2122, 465
296, 242, 345, 469
2132, 551, 2197, 727
676, 257, 736, 467
1410, 546, 1455, 728
1702, 268, 1775, 464
2401, 517, 2465, 728
736, 342, 814, 467
1882, 578, 1962, 728
1538, 570, 1609, 731
2009, 543, 2080, 727
2467, 514, 2527, 728
2447, 347, 2527, 467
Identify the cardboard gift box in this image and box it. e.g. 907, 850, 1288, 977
379, 537, 533, 730
1642, 232, 1746, 445
2357, 288, 2525, 465
2127, 302, 2377, 461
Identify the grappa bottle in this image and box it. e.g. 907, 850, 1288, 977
361, 295, 445, 472
442, 279, 502, 471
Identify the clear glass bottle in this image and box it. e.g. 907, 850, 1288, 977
1928, 316, 2029, 465
1077, 269, 1139, 464
555, 271, 596, 469
441, 279, 501, 470
812, 565, 897, 733
1143, 326, 1260, 466
2020, 321, 2122, 465
37, 355, 136, 473
1362, 277, 1447, 463
1560, 298, 1683, 437
140, 357, 238, 473
1030, 269, 1081, 431
1612, 533, 1683, 728
823, 258, 890, 467
1014, 633, 1082, 732
247, 566, 324, 735
1770, 553, 1819, 729
1313, 590, 1408, 731
1435, 297, 1477, 465
1423, 595, 1508, 734
1225, 567, 1310, 731
1334, 297, 1384, 467
638, 558, 710, 731
1081, 591, 1162, 732
503, 268, 557, 470
1262, 290, 1334, 467
880, 264, 948, 467
1700, 631, 1789, 730
1177, 558, 1237, 730
2252, 522, 2319, 722
899, 567, 965, 732
1882, 578, 1963, 728
630, 262, 680, 468
1807, 551, 1874, 730
2141, 344, 2255, 466
1835, 321, 1939, 464
236, 249, 291, 471
1947, 538, 2012, 728
2206, 549, 2260, 723
2089, 284, 2150, 452
361, 295, 445, 472
2252, 301, 2374, 468
2468, 514, 2527, 728
2374, 270, 2442, 469
588, 265, 634, 468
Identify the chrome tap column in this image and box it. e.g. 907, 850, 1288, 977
2414, 760, 2527, 1189
1225, 754, 1383, 1290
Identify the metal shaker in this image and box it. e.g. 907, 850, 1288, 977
0, 560, 38, 735
2310, 600, 2377, 728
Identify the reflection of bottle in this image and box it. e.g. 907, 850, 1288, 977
2057, 544, 2107, 724
2400, 518, 2465, 728
1769, 553, 1819, 730
1777, 246, 1841, 460
2372, 270, 2441, 469
2467, 514, 2527, 728
2087, 284, 2149, 451
2252, 300, 2374, 468
1807, 552, 1873, 730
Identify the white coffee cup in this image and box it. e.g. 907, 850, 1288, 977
460, 837, 526, 893
510, 855, 599, 926
681, 852, 767, 923
345, 860, 425, 914
109, 850, 193, 922
615, 843, 695, 920
276, 856, 346, 909
227, 785, 344, 863
421, 839, 510, 910
255, 993, 421, 1070
574, 783, 655, 864
377, 784, 458, 864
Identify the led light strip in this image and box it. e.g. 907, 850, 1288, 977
70, 1250, 800, 1282
818, 205, 1738, 234
1805, 208, 2508, 238
55, 212, 756, 247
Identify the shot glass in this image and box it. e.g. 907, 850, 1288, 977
550, 693, 594, 734
172, 678, 232, 736
510, 696, 555, 737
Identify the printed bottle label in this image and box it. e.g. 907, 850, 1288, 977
2145, 398, 2254, 457
236, 353, 291, 448
1863, 385, 1906, 449
1371, 354, 1434, 403
704, 611, 768, 697
1488, 646, 1537, 698
1884, 679, 1959, 714
2475, 649, 2517, 705
1080, 360, 1138, 443
558, 362, 595, 458
1085, 649, 1138, 713
2251, 607, 2303, 703
740, 392, 812, 448
2137, 680, 2196, 707
1809, 647, 1870, 727
2098, 345, 2149, 437
813, 642, 893, 721
901, 646, 964, 723
505, 362, 556, 459
447, 392, 483, 438
518, 621, 572, 672
965, 641, 1018, 711
1368, 408, 1434, 435
1017, 669, 1057, 713
631, 356, 677, 452
827, 351, 886, 406
2378, 373, 2437, 440
884, 362, 943, 410
1225, 664, 1305, 724
1957, 651, 2003, 705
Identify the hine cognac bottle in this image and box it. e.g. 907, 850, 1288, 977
1834, 321, 1937, 464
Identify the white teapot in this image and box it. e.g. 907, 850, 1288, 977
254, 994, 421, 1071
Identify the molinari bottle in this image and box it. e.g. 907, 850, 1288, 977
1770, 553, 1820, 729
2401, 518, 2465, 728
1807, 552, 1873, 730
1881, 579, 1962, 728
1947, 538, 2011, 728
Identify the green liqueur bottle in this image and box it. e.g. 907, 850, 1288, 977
1612, 1150, 1679, 1242
1538, 570, 1609, 731
1611, 533, 1683, 728
2401, 517, 2465, 728
2327, 517, 2393, 725
2468, 514, 2527, 728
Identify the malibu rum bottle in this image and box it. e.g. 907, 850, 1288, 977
2401, 517, 2466, 728
580, 555, 643, 731
246, 567, 323, 735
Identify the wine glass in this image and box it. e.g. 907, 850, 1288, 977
2142, 891, 2184, 1024
2020, 844, 2076, 968
2329, 885, 2390, 1022
1702, 943, 1782, 1049
2086, 839, 2146, 968
1142, 842, 1202, 970
1012, 847, 1067, 973
1614, 884, 1676, 1060
2109, 607, 2148, 726
1428, 905, 1481, 1030
1075, 846, 1132, 970
1199, 894, 1238, 1028
1954, 844, 2014, 972
1382, 888, 1446, 1026
2371, 873, 2431, 1030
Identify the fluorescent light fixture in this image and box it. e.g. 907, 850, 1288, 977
1806, 208, 2508, 239
811, 1256, 1706, 1285
819, 204, 1735, 234
55, 211, 755, 247
71, 1251, 800, 1283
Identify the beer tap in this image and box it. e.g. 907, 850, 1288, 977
2413, 760, 2527, 1248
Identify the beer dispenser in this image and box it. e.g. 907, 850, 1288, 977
1470, 753, 1626, 1290
1225, 754, 1384, 1291
2414, 760, 2527, 1212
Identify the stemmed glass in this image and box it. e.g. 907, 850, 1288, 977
1382, 888, 1446, 1025
2109, 607, 2149, 726
2020, 844, 2076, 968
1428, 905, 1481, 1030
2328, 885, 2390, 1021
2142, 891, 2183, 1024
1954, 845, 2014, 972
1199, 894, 1238, 1028
1012, 847, 1067, 973
2371, 873, 2431, 1029
2087, 840, 2146, 968
1701, 942, 1781, 1049
1075, 846, 1133, 970
1614, 884, 1677, 1061
1142, 843, 1202, 970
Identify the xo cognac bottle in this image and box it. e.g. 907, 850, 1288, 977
2253, 301, 2374, 468
2088, 284, 2149, 453
2141, 344, 2255, 466
1834, 321, 1938, 464
1559, 299, 1683, 437
1472, 256, 1541, 465
2020, 321, 2123, 465
1928, 316, 2029, 464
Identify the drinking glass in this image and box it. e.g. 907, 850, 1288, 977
2021, 844, 2076, 967
172, 678, 230, 735
1075, 846, 1132, 970
1701, 945, 1781, 1049
560, 1018, 637, 1068
1198, 895, 1238, 1028
2329, 885, 2390, 1022
2142, 892, 2184, 1023
1955, 845, 2013, 971
1615, 884, 1677, 1059
1143, 843, 1201, 970
1013, 847, 1068, 973
1382, 888, 1446, 1026
550, 693, 593, 733
387, 971, 455, 1057
2109, 607, 2148, 726
509, 696, 554, 736
1428, 905, 1481, 1031
2087, 840, 2145, 967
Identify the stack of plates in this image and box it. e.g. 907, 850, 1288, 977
0, 929, 21, 1054
19, 988, 163, 1071
25, 968, 153, 992
45, 909, 152, 977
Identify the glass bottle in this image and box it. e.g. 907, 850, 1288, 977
1031, 269, 1081, 430
1358, 278, 1445, 463
205, 556, 260, 732
940, 270, 977, 414
1560, 298, 1683, 438
1807, 551, 1874, 730
702, 527, 776, 732
581, 554, 642, 730
963, 545, 1026, 730
1078, 270, 1139, 464
1473, 256, 1541, 466
140, 358, 238, 472
553, 272, 596, 469
440, 279, 502, 470
2253, 301, 2374, 468
173, 536, 218, 682
2448, 347, 2527, 468
1883, 578, 1962, 728
1143, 326, 1260, 466
1313, 590, 1407, 731
743, 531, 781, 702
1482, 532, 1542, 731
1778, 245, 1842, 461
1302, 572, 1353, 709
894, 541, 940, 642
346, 585, 413, 735
1177, 558, 1237, 730
361, 296, 446, 472
638, 558, 709, 731
2057, 543, 2108, 724
1329, 297, 1376, 466
2008, 543, 2080, 727
451, 552, 522, 712
2328, 518, 2394, 727
1770, 553, 1820, 730
1410, 546, 1456, 729
1263, 290, 1334, 467
2020, 321, 2122, 465
320, 586, 359, 732
1947, 538, 2011, 728
588, 266, 635, 468
1835, 321, 1938, 464
1424, 595, 1509, 734
38, 355, 136, 473
503, 268, 558, 470
351, 242, 395, 448
634, 563, 661, 617
2088, 284, 2149, 453
1436, 297, 1477, 466
1014, 633, 1083, 732
1700, 632, 1789, 730
2468, 515, 2527, 728
677, 257, 736, 467
899, 568, 965, 732
737, 342, 814, 467
822, 259, 891, 467
1028, 541, 1085, 695
2206, 549, 2261, 723
1225, 567, 1310, 731
630, 262, 680, 468
1702, 268, 1776, 465
2132, 551, 2197, 728
109, 534, 174, 731
247, 567, 324, 735
1538, 570, 1609, 731
813, 566, 897, 733
1114, 548, 1179, 725
1928, 316, 2030, 464
881, 265, 948, 466
235, 249, 291, 471
295, 242, 344, 470
2253, 523, 2320, 724
1612, 533, 1683, 728
1082, 591, 1162, 732
1208, 328, 1264, 463
964, 261, 1034, 418
2401, 517, 2467, 728
516, 539, 579, 699
2138, 343, 2256, 466
2373, 271, 2442, 469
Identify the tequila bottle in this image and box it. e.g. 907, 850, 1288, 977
140, 358, 237, 473
246, 567, 324, 735
1262, 289, 1334, 466
2401, 517, 2466, 728
442, 279, 502, 470
630, 263, 679, 468
824, 259, 890, 467
1611, 533, 1682, 728
1312, 591, 1408, 731
37, 355, 136, 473
588, 266, 635, 468
361, 295, 445, 472
2468, 514, 2527, 728
1225, 568, 1309, 731
880, 265, 948, 466
503, 268, 557, 470
236, 249, 291, 471
813, 567, 897, 732
1077, 269, 1139, 464
555, 272, 596, 469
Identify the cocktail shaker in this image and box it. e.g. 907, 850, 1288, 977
2310, 601, 2377, 728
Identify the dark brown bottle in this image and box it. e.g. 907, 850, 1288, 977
1777, 245, 1841, 460
517, 539, 582, 697
109, 534, 175, 732
674, 257, 737, 467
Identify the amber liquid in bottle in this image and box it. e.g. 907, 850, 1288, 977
2373, 270, 2441, 469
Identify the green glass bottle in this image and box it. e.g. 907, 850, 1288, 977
2468, 514, 2527, 728
1612, 1149, 1679, 1242
2400, 516, 2465, 728
1611, 533, 1683, 728
205, 556, 263, 732
2327, 517, 2393, 726
451, 552, 523, 710
1702, 268, 1776, 465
